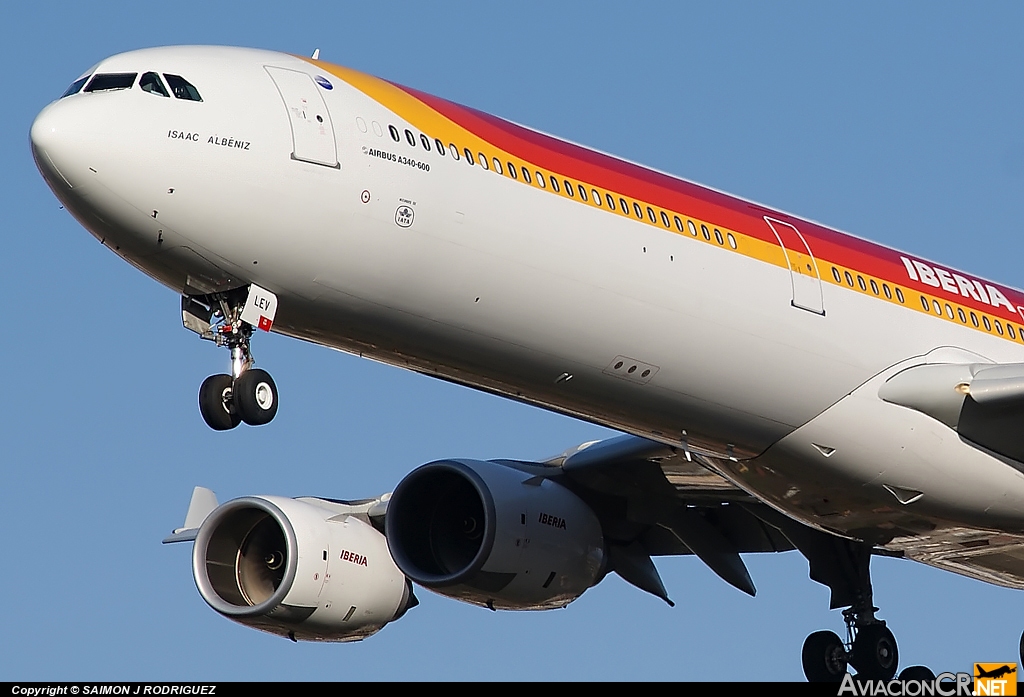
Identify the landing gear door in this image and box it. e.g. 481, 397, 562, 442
240, 284, 278, 332
265, 66, 339, 168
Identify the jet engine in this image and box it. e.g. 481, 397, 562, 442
385, 459, 605, 610
191, 495, 414, 641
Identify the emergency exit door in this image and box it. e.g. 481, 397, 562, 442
765, 216, 824, 315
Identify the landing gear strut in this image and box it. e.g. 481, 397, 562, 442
183, 288, 279, 431
747, 511, 907, 682
792, 537, 901, 681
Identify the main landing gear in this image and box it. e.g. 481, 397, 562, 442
802, 608, 904, 682
750, 511, 935, 682
183, 288, 279, 431
789, 536, 939, 683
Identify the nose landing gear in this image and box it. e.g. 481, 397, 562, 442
183, 287, 279, 431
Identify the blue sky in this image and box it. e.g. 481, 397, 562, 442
4, 1, 1024, 681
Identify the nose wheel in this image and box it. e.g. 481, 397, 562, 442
233, 368, 278, 425
183, 291, 280, 431
198, 374, 241, 431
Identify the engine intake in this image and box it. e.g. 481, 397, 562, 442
193, 495, 413, 641
386, 459, 605, 610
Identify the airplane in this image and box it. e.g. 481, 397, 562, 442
28, 44, 1024, 682
976, 664, 1017, 680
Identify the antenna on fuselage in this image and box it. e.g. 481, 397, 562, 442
311, 48, 320, 60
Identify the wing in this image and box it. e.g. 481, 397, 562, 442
547, 433, 1024, 604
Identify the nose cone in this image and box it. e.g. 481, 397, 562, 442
31, 100, 77, 192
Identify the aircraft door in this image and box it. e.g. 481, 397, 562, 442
764, 216, 824, 315
265, 66, 339, 168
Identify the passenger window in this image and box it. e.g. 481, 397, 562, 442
420, 134, 432, 151
673, 215, 683, 231
522, 168, 532, 184
920, 296, 929, 311
508, 163, 517, 180
971, 311, 979, 327
727, 233, 737, 249
660, 211, 670, 227
435, 138, 446, 154
478, 153, 489, 170
389, 125, 401, 141
621, 198, 630, 215
578, 185, 587, 201
405, 129, 416, 146
714, 229, 724, 245
536, 172, 546, 188
61, 75, 90, 98
647, 207, 657, 223
946, 304, 955, 320
164, 74, 202, 101
565, 180, 574, 197
883, 284, 892, 299
550, 178, 560, 193
492, 158, 502, 174
464, 147, 474, 164
634, 202, 643, 218
449, 144, 460, 160
870, 280, 879, 295
1010, 324, 1017, 339
895, 288, 905, 303
84, 73, 138, 93
995, 319, 1004, 335
700, 224, 711, 241
593, 189, 602, 205
687, 220, 698, 236
958, 308, 967, 323
983, 316, 992, 331
857, 276, 867, 291
932, 300, 942, 315
845, 271, 855, 287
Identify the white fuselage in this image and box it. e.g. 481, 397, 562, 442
30, 46, 1024, 551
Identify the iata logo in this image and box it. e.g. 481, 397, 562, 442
395, 205, 414, 228
974, 663, 1017, 696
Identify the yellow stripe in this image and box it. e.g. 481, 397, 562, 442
308, 58, 1024, 344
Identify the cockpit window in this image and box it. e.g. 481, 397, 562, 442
83, 73, 138, 93
61, 76, 90, 98
164, 74, 202, 102
139, 72, 169, 97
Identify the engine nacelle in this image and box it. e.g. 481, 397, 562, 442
192, 496, 413, 642
385, 459, 605, 610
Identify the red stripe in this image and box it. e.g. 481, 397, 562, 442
391, 81, 1024, 320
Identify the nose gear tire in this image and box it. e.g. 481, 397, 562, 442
199, 374, 241, 430
234, 368, 278, 426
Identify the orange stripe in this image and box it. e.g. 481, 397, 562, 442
305, 57, 1024, 344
